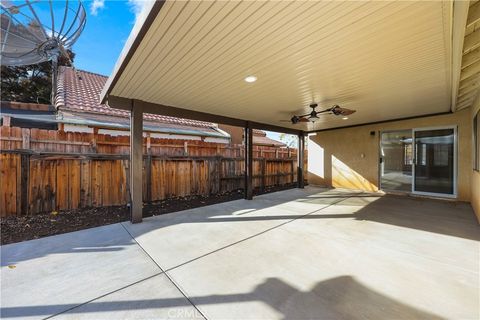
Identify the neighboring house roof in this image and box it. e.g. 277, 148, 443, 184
253, 129, 286, 147
0, 101, 57, 130
55, 67, 229, 138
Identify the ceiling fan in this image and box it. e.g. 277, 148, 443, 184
287, 103, 356, 124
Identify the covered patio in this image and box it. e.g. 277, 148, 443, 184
2, 1, 480, 319
1, 187, 478, 319
99, 0, 479, 224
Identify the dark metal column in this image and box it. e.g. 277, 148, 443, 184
297, 131, 305, 189
130, 100, 144, 223
244, 121, 253, 200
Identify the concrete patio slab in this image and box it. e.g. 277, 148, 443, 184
122, 188, 349, 270
1, 187, 478, 319
55, 274, 204, 320
166, 192, 479, 319
1, 224, 160, 320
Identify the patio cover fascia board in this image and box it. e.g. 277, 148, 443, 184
107, 95, 303, 136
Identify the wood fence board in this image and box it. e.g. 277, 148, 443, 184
0, 154, 17, 216
1, 126, 307, 216
80, 160, 91, 207
70, 160, 81, 209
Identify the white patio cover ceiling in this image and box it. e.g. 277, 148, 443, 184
102, 1, 454, 131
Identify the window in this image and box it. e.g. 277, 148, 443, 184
475, 110, 480, 171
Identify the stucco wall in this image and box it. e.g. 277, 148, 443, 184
472, 103, 480, 221
219, 124, 244, 145
308, 109, 472, 201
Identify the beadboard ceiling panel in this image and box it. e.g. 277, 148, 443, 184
104, 1, 452, 131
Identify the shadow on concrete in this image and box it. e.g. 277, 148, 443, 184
0, 276, 445, 319
350, 195, 480, 241
0, 224, 135, 267
2, 188, 478, 268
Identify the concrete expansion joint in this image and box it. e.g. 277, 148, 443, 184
119, 223, 209, 320
164, 195, 355, 274
45, 272, 165, 319
46, 194, 355, 320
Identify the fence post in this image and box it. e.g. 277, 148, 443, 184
216, 156, 222, 194
146, 133, 152, 203
261, 158, 266, 193
91, 128, 98, 153
2, 116, 11, 127
124, 159, 131, 205
184, 141, 188, 156
22, 128, 31, 149
20, 152, 30, 215
290, 159, 294, 184
146, 133, 151, 153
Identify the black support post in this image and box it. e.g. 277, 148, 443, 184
130, 100, 144, 223
297, 132, 305, 189
244, 121, 253, 200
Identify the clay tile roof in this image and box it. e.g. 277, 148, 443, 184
252, 129, 286, 147
253, 129, 267, 136
254, 135, 286, 147
55, 66, 215, 129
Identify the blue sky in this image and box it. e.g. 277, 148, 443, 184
72, 0, 142, 76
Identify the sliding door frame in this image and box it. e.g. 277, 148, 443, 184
378, 126, 458, 199
378, 129, 413, 192
411, 125, 458, 198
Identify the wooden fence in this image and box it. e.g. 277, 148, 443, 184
1, 127, 306, 217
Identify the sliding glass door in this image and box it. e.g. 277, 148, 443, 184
379, 127, 456, 197
413, 127, 456, 196
380, 130, 413, 192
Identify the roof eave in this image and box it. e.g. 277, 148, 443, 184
57, 114, 229, 139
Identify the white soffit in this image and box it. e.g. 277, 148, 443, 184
454, 0, 480, 112
106, 1, 452, 131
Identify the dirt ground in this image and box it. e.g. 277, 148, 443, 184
1, 185, 296, 245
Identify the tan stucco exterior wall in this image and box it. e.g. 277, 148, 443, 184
308, 109, 472, 201
471, 103, 480, 221
218, 124, 244, 145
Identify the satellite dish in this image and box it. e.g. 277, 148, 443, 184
0, 0, 86, 102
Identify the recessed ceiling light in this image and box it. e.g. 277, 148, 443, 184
244, 75, 257, 83
342, 116, 349, 120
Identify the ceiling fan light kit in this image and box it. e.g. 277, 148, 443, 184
288, 103, 356, 124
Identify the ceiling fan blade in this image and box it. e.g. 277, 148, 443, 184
331, 105, 356, 116
337, 107, 356, 115
281, 115, 311, 124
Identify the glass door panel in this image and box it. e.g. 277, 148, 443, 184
413, 128, 455, 195
380, 130, 413, 192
